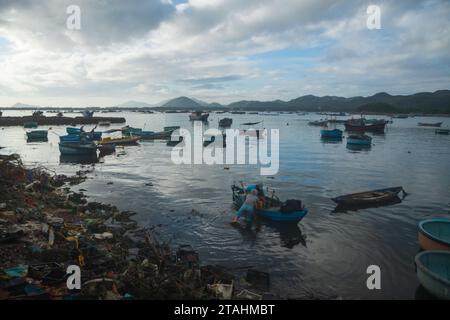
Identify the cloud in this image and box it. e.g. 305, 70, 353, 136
0, 0, 449, 106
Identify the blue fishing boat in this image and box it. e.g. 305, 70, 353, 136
418, 219, 450, 251
415, 251, 450, 300
59, 142, 97, 155
122, 126, 143, 136
66, 127, 81, 135
26, 130, 48, 140
231, 184, 308, 223
347, 134, 372, 146
321, 129, 343, 139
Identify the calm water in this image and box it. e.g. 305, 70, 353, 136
1, 110, 449, 299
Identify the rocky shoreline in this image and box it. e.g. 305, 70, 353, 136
0, 154, 269, 300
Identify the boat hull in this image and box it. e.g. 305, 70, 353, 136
332, 186, 404, 206
59, 143, 97, 155
344, 122, 386, 133
418, 122, 442, 127
415, 251, 450, 300
26, 130, 48, 139
321, 129, 343, 139
418, 219, 450, 251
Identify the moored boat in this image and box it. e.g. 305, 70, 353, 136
164, 126, 180, 132
308, 120, 328, 127
23, 121, 38, 129
321, 129, 343, 139
415, 251, 450, 300
26, 130, 48, 140
347, 134, 372, 146
59, 142, 97, 155
98, 121, 111, 126
418, 219, 450, 251
98, 136, 140, 146
418, 122, 442, 127
232, 184, 308, 223
344, 118, 386, 132
331, 186, 406, 207
435, 129, 450, 135
219, 118, 233, 128
121, 126, 143, 136
189, 111, 209, 121
81, 110, 95, 118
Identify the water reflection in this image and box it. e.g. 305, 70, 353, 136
264, 221, 306, 248
346, 144, 372, 152
60, 153, 99, 164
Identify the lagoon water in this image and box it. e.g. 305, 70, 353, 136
1, 110, 449, 299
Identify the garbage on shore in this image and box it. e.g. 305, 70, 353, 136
0, 154, 268, 300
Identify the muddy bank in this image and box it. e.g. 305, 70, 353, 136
0, 154, 271, 300
0, 116, 125, 127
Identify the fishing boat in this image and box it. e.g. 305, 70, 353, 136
23, 121, 38, 129
308, 120, 328, 127
65, 128, 102, 140
418, 122, 442, 127
189, 111, 209, 121
164, 126, 180, 132
347, 134, 372, 146
241, 121, 262, 126
418, 219, 450, 251
26, 130, 48, 140
98, 121, 111, 126
121, 126, 143, 136
231, 184, 308, 223
98, 136, 140, 146
66, 127, 82, 135
344, 118, 386, 132
81, 110, 95, 118
435, 129, 450, 135
415, 251, 450, 300
32, 110, 44, 117
219, 118, 233, 127
331, 186, 406, 207
59, 142, 97, 155
321, 129, 343, 139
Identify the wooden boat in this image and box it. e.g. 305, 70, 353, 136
415, 251, 450, 300
418, 122, 442, 127
59, 142, 97, 155
189, 111, 209, 121
219, 118, 233, 128
308, 120, 328, 127
26, 130, 48, 140
64, 128, 102, 140
347, 134, 372, 146
418, 219, 450, 251
241, 121, 262, 126
344, 119, 386, 132
331, 186, 406, 206
232, 184, 308, 223
23, 121, 38, 129
98, 136, 140, 146
435, 129, 450, 135
321, 129, 343, 139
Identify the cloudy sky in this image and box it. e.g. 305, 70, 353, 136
0, 0, 449, 106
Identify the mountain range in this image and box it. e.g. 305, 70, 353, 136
6, 90, 450, 114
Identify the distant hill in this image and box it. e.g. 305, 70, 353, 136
10, 102, 40, 109
357, 102, 399, 113
157, 96, 223, 110
115, 100, 156, 108
225, 90, 450, 114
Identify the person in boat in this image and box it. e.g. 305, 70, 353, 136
233, 188, 259, 225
